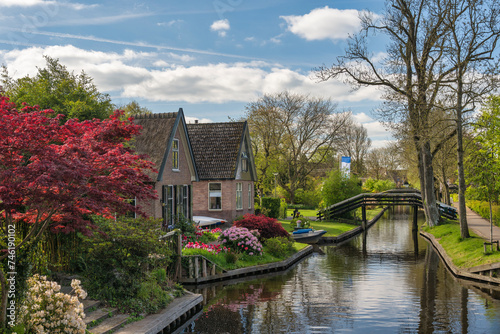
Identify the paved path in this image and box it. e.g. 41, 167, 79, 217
453, 202, 500, 241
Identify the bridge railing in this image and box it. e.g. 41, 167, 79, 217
318, 190, 457, 221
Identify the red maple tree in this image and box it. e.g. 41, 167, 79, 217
0, 96, 157, 326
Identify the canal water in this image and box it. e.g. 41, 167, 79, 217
184, 208, 500, 333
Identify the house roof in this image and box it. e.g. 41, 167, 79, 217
187, 122, 246, 180
133, 111, 198, 182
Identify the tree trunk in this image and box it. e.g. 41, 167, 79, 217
456, 68, 470, 238
421, 142, 440, 227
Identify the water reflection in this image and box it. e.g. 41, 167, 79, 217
184, 207, 500, 333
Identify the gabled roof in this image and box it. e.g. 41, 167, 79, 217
133, 109, 197, 181
187, 122, 247, 180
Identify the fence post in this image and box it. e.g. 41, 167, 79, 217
175, 232, 182, 280
194, 257, 199, 278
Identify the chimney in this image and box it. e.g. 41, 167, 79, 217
195, 119, 198, 124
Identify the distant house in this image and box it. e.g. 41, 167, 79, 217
187, 121, 257, 222
133, 110, 257, 226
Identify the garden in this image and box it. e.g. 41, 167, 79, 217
179, 214, 308, 271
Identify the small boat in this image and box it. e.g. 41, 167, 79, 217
292, 228, 327, 244
193, 216, 227, 228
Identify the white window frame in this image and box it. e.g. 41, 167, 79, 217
236, 182, 243, 210
248, 184, 252, 209
209, 183, 222, 211
172, 139, 179, 171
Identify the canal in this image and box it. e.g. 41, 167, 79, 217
184, 208, 500, 333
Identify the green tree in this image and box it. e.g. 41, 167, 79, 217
1, 56, 114, 120
322, 170, 362, 207
245, 92, 350, 204
118, 100, 152, 119
466, 96, 500, 243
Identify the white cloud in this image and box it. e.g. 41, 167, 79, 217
0, 0, 96, 9
210, 19, 230, 37
371, 139, 394, 149
281, 7, 367, 41
0, 0, 55, 7
353, 112, 374, 123
0, 45, 383, 104
185, 116, 213, 124
158, 19, 183, 27
363, 121, 391, 138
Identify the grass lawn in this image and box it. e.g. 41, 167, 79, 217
287, 209, 318, 218
281, 207, 384, 237
279, 219, 358, 237
423, 220, 500, 268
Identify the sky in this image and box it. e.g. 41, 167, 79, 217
0, 0, 393, 148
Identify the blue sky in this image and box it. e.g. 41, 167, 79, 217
0, 0, 392, 147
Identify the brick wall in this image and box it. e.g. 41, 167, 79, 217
192, 180, 254, 222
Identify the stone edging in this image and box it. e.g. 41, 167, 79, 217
179, 245, 314, 285
419, 230, 500, 286
318, 206, 390, 245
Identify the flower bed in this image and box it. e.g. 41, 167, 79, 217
184, 241, 226, 255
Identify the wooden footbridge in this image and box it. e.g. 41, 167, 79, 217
317, 189, 457, 229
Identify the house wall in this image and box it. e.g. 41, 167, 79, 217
137, 125, 194, 221
192, 180, 254, 222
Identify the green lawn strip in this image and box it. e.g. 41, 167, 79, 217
280, 208, 383, 237
182, 242, 309, 271
279, 220, 357, 237
423, 221, 500, 268
286, 209, 318, 218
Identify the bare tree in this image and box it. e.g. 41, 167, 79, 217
442, 0, 500, 237
337, 122, 372, 176
245, 92, 350, 204
315, 0, 495, 227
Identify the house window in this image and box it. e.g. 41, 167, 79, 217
236, 183, 243, 210
209, 183, 222, 210
241, 152, 248, 172
248, 184, 252, 209
172, 139, 179, 170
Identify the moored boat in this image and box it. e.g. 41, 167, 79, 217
292, 228, 327, 244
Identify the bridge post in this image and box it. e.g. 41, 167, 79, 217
413, 205, 418, 231
362, 204, 367, 230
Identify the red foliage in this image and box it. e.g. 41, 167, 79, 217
0, 96, 157, 237
233, 214, 289, 240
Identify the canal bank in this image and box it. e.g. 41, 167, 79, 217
420, 204, 500, 287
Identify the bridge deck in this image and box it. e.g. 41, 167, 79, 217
318, 190, 457, 221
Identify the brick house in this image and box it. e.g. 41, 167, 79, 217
133, 110, 257, 226
187, 121, 257, 222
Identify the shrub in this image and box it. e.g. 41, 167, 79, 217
224, 251, 239, 264
322, 170, 362, 207
291, 216, 311, 229
261, 197, 281, 218
293, 188, 322, 208
363, 178, 396, 193
280, 199, 288, 219
264, 237, 295, 257
18, 274, 87, 333
81, 216, 174, 313
218, 226, 263, 255
233, 214, 290, 240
